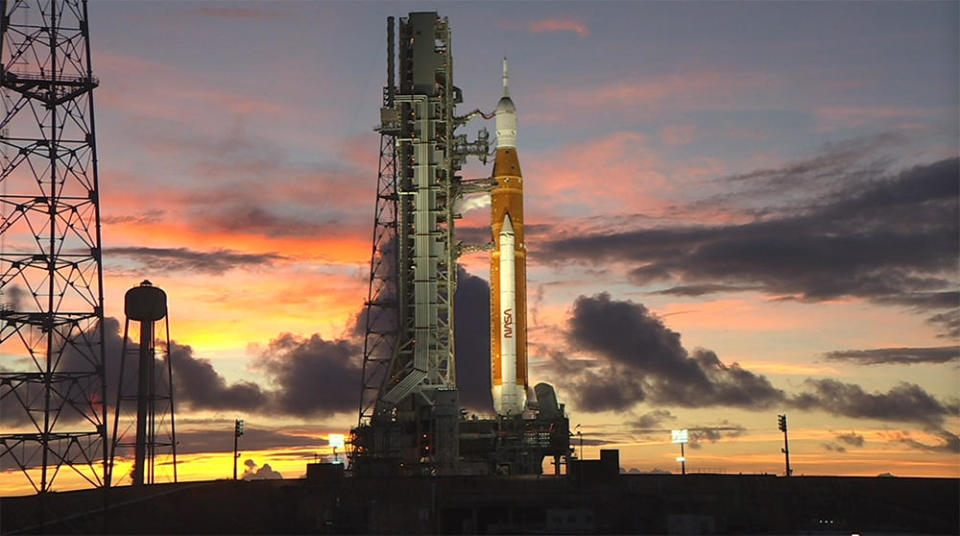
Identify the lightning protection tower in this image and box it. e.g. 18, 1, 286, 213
109, 280, 177, 486
0, 0, 107, 493
354, 11, 489, 475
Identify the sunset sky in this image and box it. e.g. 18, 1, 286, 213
2, 1, 958, 494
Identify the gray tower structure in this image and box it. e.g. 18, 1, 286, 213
0, 0, 107, 493
354, 12, 488, 475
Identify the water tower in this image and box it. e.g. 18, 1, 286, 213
109, 281, 178, 485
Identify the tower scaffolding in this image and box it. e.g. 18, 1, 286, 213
0, 0, 107, 494
354, 11, 488, 475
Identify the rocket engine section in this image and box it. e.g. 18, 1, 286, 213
491, 59, 529, 416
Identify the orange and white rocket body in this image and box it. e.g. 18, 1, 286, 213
491, 58, 528, 416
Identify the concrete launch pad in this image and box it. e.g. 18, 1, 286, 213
2, 470, 956, 534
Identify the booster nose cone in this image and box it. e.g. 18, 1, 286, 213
501, 213, 515, 236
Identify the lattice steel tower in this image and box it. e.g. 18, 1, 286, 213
356, 16, 399, 432
0, 0, 107, 493
354, 11, 488, 474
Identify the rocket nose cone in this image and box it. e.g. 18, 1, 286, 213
496, 96, 516, 114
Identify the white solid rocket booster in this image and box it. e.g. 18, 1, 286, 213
498, 214, 522, 414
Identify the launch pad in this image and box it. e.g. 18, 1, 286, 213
353, 383, 571, 477
350, 11, 571, 477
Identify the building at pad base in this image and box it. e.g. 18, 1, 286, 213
351, 12, 571, 477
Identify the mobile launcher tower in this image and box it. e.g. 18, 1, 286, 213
352, 12, 571, 477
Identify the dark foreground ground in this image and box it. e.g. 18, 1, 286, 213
2, 470, 957, 534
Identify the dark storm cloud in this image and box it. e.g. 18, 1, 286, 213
562, 293, 785, 411
246, 264, 494, 418
105, 246, 283, 273
1, 284, 26, 310
170, 342, 269, 411
568, 293, 706, 384
172, 425, 324, 456
552, 293, 955, 428
633, 409, 676, 429
2, 317, 125, 428
101, 209, 164, 226
822, 431, 868, 453
456, 223, 557, 249
686, 423, 746, 449
576, 437, 618, 447
650, 349, 785, 408
242, 459, 283, 480
350, 264, 492, 413
255, 333, 360, 417
568, 366, 648, 412
835, 431, 866, 447
454, 267, 494, 413
652, 284, 759, 297
350, 238, 398, 339
876, 290, 959, 310
4, 316, 357, 421
894, 429, 960, 454
716, 133, 903, 198
926, 310, 960, 339
790, 380, 958, 426
538, 157, 959, 334
629, 418, 746, 448
193, 205, 343, 238
455, 225, 492, 247
824, 346, 959, 365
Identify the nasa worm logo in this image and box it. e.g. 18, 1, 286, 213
503, 308, 513, 338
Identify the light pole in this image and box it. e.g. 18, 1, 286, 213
329, 433, 346, 464
672, 429, 689, 475
233, 419, 244, 480
778, 414, 791, 477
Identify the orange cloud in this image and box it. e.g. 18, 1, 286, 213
104, 218, 368, 264
525, 17, 589, 37
732, 361, 841, 376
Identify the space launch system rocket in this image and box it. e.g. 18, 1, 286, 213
491, 58, 528, 416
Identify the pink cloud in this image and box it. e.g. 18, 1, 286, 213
815, 106, 935, 130
191, 7, 285, 20
590, 71, 779, 106
524, 131, 670, 217
525, 17, 589, 37
530, 71, 783, 127
521, 131, 750, 228
660, 125, 698, 146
